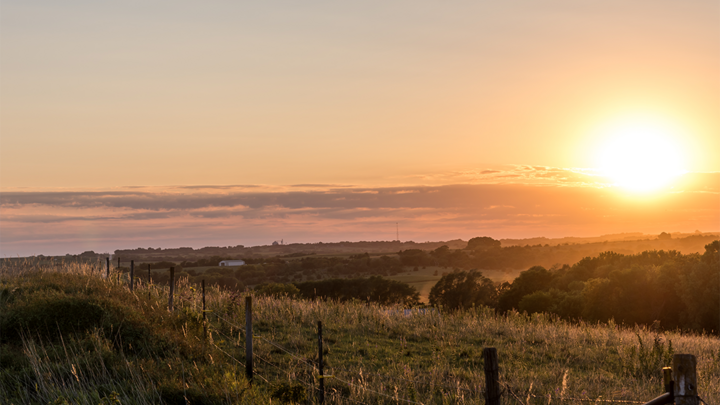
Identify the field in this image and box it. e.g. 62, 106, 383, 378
1, 261, 719, 404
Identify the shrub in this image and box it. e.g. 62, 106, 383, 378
255, 283, 300, 298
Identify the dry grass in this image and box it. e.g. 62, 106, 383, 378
2, 259, 719, 404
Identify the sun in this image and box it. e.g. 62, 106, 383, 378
594, 119, 686, 192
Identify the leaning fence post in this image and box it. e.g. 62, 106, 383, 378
245, 296, 253, 382
673, 354, 698, 405
168, 267, 175, 312
483, 347, 501, 405
129, 260, 134, 292
202, 279, 207, 339
318, 320, 325, 404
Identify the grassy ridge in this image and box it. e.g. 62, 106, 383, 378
1, 262, 719, 404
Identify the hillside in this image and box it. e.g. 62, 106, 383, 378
24, 232, 712, 263
1, 262, 719, 404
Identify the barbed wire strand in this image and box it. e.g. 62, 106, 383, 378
325, 387, 371, 405
503, 382, 647, 404
208, 339, 272, 385
504, 383, 527, 405
206, 306, 482, 399
330, 363, 479, 395
182, 295, 483, 398
173, 290, 683, 405
330, 373, 427, 405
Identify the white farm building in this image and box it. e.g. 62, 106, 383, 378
219, 260, 245, 267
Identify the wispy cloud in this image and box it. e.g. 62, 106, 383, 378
1, 169, 717, 256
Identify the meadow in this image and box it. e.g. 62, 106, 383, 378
1, 260, 719, 404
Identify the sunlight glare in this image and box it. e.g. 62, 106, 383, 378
596, 119, 686, 193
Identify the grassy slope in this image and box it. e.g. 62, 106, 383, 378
1, 263, 719, 404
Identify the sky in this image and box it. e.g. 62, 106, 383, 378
1, 0, 718, 256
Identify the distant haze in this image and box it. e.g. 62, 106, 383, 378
1, 1, 717, 255
2, 171, 717, 256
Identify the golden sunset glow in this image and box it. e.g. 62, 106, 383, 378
1, 1, 718, 256
595, 119, 687, 193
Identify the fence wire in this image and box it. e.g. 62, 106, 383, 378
501, 382, 649, 404
155, 284, 693, 405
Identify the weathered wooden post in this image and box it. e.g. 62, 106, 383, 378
483, 347, 501, 405
673, 354, 698, 405
643, 367, 675, 405
148, 264, 152, 300
129, 260, 134, 292
202, 279, 207, 338
168, 267, 175, 312
318, 320, 325, 404
245, 296, 253, 382
663, 367, 673, 396
106, 257, 110, 279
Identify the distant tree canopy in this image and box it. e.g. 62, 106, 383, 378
492, 241, 720, 333
466, 236, 502, 251
429, 270, 497, 311
497, 266, 553, 312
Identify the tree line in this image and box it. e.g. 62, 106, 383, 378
144, 254, 406, 291
430, 241, 719, 333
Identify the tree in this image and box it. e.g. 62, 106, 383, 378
429, 270, 497, 310
466, 236, 501, 251
497, 266, 553, 312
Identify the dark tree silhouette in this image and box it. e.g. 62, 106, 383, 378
429, 270, 497, 310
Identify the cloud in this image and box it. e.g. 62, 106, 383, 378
1, 170, 718, 256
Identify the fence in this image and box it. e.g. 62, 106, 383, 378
33, 259, 712, 405
206, 296, 705, 405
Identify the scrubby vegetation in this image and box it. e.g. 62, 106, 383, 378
495, 241, 720, 333
0, 238, 720, 405
0, 264, 266, 404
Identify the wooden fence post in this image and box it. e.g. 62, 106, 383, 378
202, 279, 207, 339
483, 347, 501, 405
106, 257, 110, 279
148, 264, 152, 300
318, 320, 325, 404
673, 354, 698, 405
129, 260, 134, 292
663, 367, 673, 395
245, 296, 253, 382
168, 267, 175, 312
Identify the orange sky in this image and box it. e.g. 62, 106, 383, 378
1, 1, 718, 255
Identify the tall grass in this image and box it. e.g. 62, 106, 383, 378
1, 260, 719, 404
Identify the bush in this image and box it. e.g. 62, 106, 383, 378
255, 283, 300, 298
